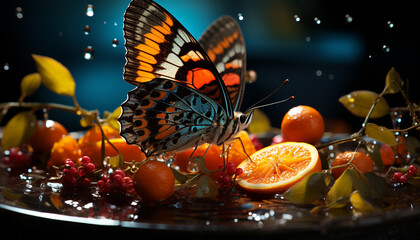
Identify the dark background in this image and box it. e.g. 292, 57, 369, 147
1, 0, 419, 132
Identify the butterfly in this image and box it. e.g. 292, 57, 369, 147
118, 0, 254, 157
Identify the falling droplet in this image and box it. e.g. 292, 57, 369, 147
345, 14, 353, 23
305, 36, 311, 42
238, 13, 244, 21
16, 7, 23, 19
83, 25, 91, 35
315, 70, 323, 77
314, 17, 321, 24
113, 22, 118, 26
387, 20, 394, 29
112, 38, 119, 47
83, 46, 94, 60
3, 63, 10, 71
382, 44, 390, 53
86, 4, 94, 17
293, 14, 301, 22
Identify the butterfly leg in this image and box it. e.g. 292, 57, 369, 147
228, 137, 253, 163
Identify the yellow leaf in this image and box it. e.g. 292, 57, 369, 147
1, 111, 37, 150
326, 168, 358, 208
338, 90, 389, 119
350, 191, 374, 212
365, 123, 398, 146
20, 73, 41, 97
32, 54, 75, 96
384, 67, 403, 94
196, 175, 218, 198
106, 107, 122, 131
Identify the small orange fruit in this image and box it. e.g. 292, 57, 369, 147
331, 151, 374, 179
281, 105, 324, 145
174, 131, 256, 178
133, 160, 175, 201
236, 142, 321, 194
47, 136, 81, 167
78, 124, 120, 146
28, 120, 68, 153
380, 144, 396, 166
79, 137, 146, 166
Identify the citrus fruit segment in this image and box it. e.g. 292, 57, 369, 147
236, 142, 321, 194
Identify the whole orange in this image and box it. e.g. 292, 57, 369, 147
28, 120, 68, 153
133, 161, 175, 201
281, 105, 324, 145
78, 124, 121, 146
47, 136, 81, 167
331, 151, 374, 179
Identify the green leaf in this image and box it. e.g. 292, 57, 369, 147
384, 67, 403, 94
338, 90, 389, 119
190, 156, 211, 174
196, 175, 218, 198
364, 172, 388, 196
1, 111, 37, 150
366, 142, 384, 172
365, 123, 397, 146
283, 172, 329, 204
350, 191, 374, 212
32, 54, 76, 96
326, 168, 359, 208
20, 73, 41, 98
405, 136, 420, 161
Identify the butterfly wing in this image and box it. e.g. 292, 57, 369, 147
199, 16, 246, 112
118, 78, 226, 156
123, 0, 233, 117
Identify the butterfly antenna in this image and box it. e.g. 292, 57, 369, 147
245, 79, 293, 113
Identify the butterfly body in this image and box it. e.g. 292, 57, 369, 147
119, 0, 252, 157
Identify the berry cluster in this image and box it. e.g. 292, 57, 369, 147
217, 161, 243, 190
394, 165, 417, 184
62, 156, 95, 188
1, 147, 31, 168
97, 169, 136, 195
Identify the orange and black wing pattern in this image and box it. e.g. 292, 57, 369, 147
199, 16, 246, 112
123, 0, 233, 117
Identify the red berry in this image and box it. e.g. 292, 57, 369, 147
97, 179, 105, 188
394, 172, 403, 182
68, 167, 79, 177
81, 156, 91, 165
400, 175, 408, 183
408, 165, 417, 176
235, 168, 243, 176
85, 163, 95, 173
250, 134, 263, 150
65, 158, 75, 167
114, 169, 125, 177
226, 161, 236, 176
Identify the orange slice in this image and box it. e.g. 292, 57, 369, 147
236, 142, 321, 194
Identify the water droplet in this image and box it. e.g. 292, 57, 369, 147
103, 21, 107, 25
86, 4, 94, 17
293, 14, 301, 22
112, 38, 119, 47
83, 25, 91, 35
328, 74, 335, 80
345, 14, 353, 23
387, 20, 394, 29
305, 36, 311, 42
3, 63, 10, 71
83, 46, 94, 60
314, 17, 321, 24
186, 161, 200, 173
238, 13, 244, 21
113, 22, 118, 26
315, 70, 322, 77
382, 44, 390, 53
16, 7, 23, 19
